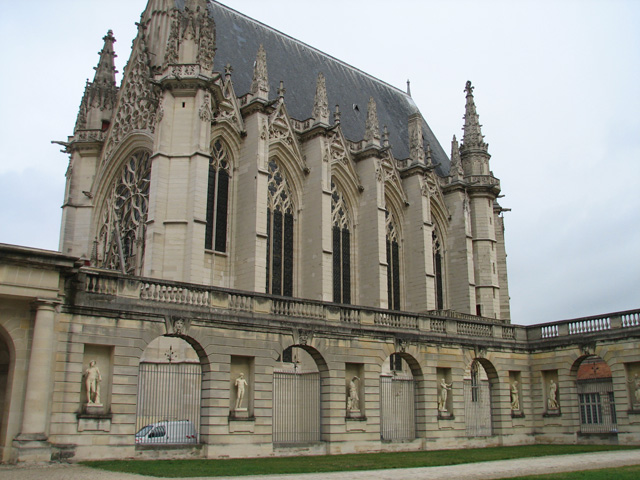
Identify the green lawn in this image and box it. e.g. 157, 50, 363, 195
499, 464, 640, 480
83, 444, 639, 478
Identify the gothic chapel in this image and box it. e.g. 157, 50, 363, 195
1, 0, 639, 463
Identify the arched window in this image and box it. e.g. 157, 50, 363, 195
266, 159, 294, 296
205, 139, 230, 252
331, 182, 351, 304
385, 210, 401, 310
433, 230, 444, 310
97, 150, 151, 275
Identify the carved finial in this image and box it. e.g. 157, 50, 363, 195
364, 97, 380, 146
224, 63, 233, 77
408, 113, 425, 164
407, 79, 411, 97
334, 104, 341, 124
313, 72, 330, 125
461, 80, 486, 150
277, 80, 286, 98
163, 2, 216, 71
450, 134, 464, 179
426, 143, 432, 166
382, 125, 389, 148
250, 44, 269, 100
93, 30, 118, 87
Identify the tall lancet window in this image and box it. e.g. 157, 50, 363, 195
385, 210, 401, 310
331, 182, 351, 304
266, 159, 294, 297
205, 139, 230, 252
97, 150, 151, 275
433, 230, 444, 310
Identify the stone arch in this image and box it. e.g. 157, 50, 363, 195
135, 332, 205, 445
379, 348, 424, 441
570, 354, 618, 434
273, 342, 328, 445
463, 357, 499, 437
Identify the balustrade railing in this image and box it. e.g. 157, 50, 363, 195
78, 268, 639, 345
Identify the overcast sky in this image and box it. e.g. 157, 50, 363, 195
0, 0, 638, 325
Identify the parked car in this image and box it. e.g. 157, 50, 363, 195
135, 420, 198, 444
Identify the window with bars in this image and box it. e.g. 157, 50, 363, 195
579, 393, 603, 424
433, 230, 444, 310
266, 159, 294, 297
385, 210, 401, 310
331, 182, 351, 304
205, 139, 230, 252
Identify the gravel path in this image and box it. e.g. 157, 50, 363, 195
1, 449, 639, 480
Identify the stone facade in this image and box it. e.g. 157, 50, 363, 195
0, 0, 639, 464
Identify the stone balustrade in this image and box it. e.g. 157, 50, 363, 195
78, 268, 640, 345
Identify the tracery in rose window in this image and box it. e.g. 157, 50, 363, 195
96, 150, 151, 275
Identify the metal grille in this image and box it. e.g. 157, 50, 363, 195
464, 379, 492, 436
135, 362, 201, 444
380, 375, 415, 441
578, 379, 617, 433
273, 370, 321, 445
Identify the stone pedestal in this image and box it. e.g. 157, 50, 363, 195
84, 403, 105, 415
11, 434, 52, 463
232, 408, 249, 419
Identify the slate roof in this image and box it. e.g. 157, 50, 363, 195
205, 1, 451, 176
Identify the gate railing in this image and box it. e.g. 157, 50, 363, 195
78, 268, 640, 345
272, 370, 321, 445
380, 375, 415, 441
464, 379, 492, 437
577, 379, 618, 434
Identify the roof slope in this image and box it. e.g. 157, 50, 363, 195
207, 1, 451, 176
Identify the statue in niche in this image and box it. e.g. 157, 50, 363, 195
510, 381, 520, 411
347, 376, 360, 412
438, 378, 452, 412
234, 372, 249, 410
84, 360, 102, 405
547, 379, 559, 410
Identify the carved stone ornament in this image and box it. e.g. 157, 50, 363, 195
364, 97, 380, 145
164, 0, 216, 71
298, 329, 312, 346
102, 28, 160, 163
199, 92, 213, 122
313, 72, 330, 124
474, 346, 487, 358
166, 316, 191, 336
581, 342, 596, 356
250, 44, 269, 98
396, 338, 408, 353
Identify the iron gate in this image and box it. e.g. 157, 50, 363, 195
578, 379, 617, 433
135, 362, 202, 444
380, 375, 415, 441
273, 370, 321, 445
464, 379, 492, 436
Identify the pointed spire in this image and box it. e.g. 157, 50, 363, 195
461, 80, 487, 150
250, 44, 269, 100
73, 30, 119, 134
334, 104, 341, 125
450, 135, 464, 180
426, 144, 432, 166
277, 80, 286, 99
408, 113, 425, 164
312, 72, 330, 125
93, 30, 118, 87
406, 79, 412, 97
364, 97, 380, 147
382, 125, 390, 148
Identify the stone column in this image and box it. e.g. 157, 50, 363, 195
13, 300, 57, 461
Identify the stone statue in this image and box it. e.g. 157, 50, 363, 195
84, 360, 102, 405
510, 381, 520, 411
347, 376, 360, 411
234, 372, 248, 410
547, 379, 559, 410
438, 378, 452, 412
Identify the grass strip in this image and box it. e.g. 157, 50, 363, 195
497, 464, 640, 480
83, 444, 638, 478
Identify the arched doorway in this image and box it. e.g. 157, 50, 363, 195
575, 355, 617, 434
380, 353, 416, 441
135, 336, 202, 445
464, 359, 494, 437
272, 345, 324, 445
